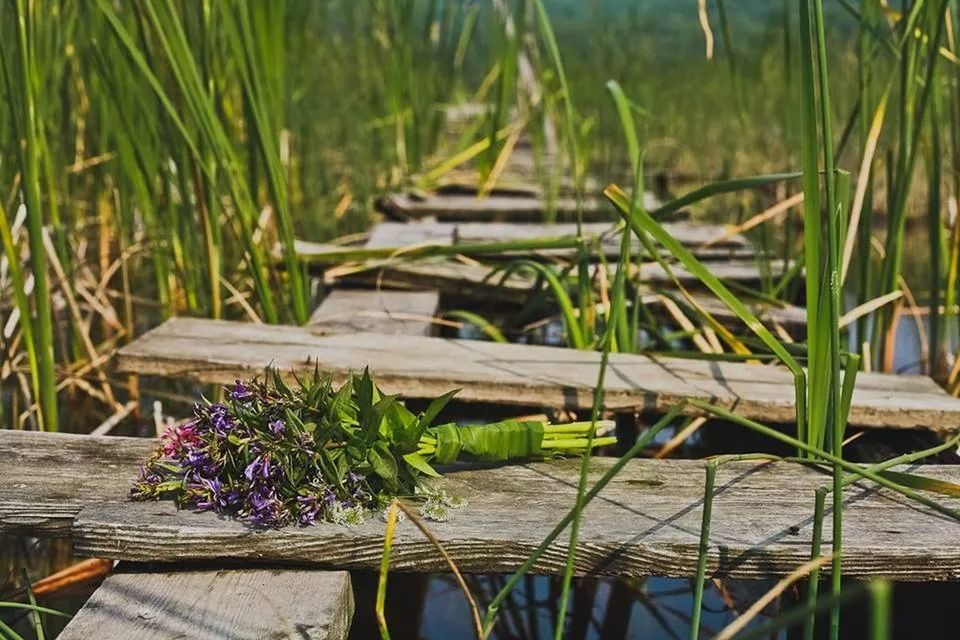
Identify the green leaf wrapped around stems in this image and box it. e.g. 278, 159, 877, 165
648, 172, 801, 219
421, 419, 615, 465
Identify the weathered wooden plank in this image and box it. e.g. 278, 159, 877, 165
314, 251, 784, 290
58, 565, 353, 640
70, 458, 960, 581
4, 431, 960, 580
309, 289, 440, 337
376, 192, 661, 222
305, 243, 804, 330
115, 318, 960, 431
363, 220, 752, 258
325, 256, 533, 300
325, 257, 806, 332
0, 430, 154, 536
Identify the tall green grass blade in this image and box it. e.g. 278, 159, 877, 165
444, 310, 507, 343
869, 580, 892, 640
226, 2, 308, 324
482, 404, 687, 636
490, 259, 586, 349
605, 184, 808, 444
0, 201, 40, 411
689, 460, 716, 640
8, 0, 58, 431
649, 173, 801, 219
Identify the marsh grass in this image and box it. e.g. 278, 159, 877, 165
2, 2, 960, 638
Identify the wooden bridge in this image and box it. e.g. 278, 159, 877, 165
8, 166, 960, 637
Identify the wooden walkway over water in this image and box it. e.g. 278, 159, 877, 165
4, 430, 960, 637
10, 161, 958, 636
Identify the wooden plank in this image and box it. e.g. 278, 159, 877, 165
68, 457, 960, 581
364, 220, 751, 253
327, 261, 806, 331
640, 292, 808, 335
5, 431, 960, 580
309, 289, 440, 337
302, 240, 803, 330
326, 257, 534, 300
58, 565, 353, 640
115, 318, 960, 431
376, 192, 662, 223
311, 251, 784, 289
0, 430, 154, 536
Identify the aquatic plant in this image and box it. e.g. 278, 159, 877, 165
132, 370, 615, 527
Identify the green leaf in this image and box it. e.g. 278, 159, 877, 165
878, 469, 960, 498
418, 388, 459, 431
488, 260, 586, 349
369, 441, 399, 488
385, 401, 420, 451
402, 451, 442, 478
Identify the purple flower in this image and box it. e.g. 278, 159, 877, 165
247, 485, 285, 525
183, 451, 218, 478
229, 380, 254, 402
268, 418, 286, 438
194, 477, 242, 511
207, 404, 236, 435
296, 494, 322, 525
244, 455, 272, 481
137, 464, 162, 486
323, 487, 337, 506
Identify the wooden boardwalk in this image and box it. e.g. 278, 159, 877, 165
5, 430, 960, 581
116, 317, 960, 432
58, 566, 353, 640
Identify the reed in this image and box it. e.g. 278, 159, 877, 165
3, 0, 58, 431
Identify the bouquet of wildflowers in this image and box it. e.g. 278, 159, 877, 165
132, 369, 616, 527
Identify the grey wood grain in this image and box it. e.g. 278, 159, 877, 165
309, 246, 805, 330
5, 431, 960, 580
362, 220, 752, 257
69, 458, 960, 580
314, 251, 785, 290
308, 289, 440, 337
58, 565, 353, 640
115, 318, 960, 431
0, 430, 154, 535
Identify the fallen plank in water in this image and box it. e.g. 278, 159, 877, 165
362, 220, 754, 259
376, 191, 661, 223
3, 431, 960, 580
58, 564, 353, 640
116, 318, 960, 431
309, 288, 440, 337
